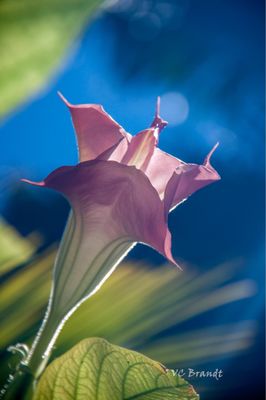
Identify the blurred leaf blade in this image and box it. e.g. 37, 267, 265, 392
0, 222, 256, 393
0, 218, 37, 276
0, 0, 102, 117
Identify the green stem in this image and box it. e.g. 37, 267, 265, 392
0, 368, 33, 400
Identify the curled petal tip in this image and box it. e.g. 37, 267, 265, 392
21, 178, 45, 187
57, 91, 72, 107
168, 254, 183, 270
204, 142, 219, 166
151, 96, 168, 133
164, 231, 182, 269
156, 96, 161, 117
170, 256, 183, 270
176, 262, 183, 271
213, 141, 220, 151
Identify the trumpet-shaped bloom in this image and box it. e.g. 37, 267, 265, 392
22, 95, 220, 376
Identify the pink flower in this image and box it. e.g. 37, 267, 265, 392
24, 95, 220, 268
22, 95, 220, 376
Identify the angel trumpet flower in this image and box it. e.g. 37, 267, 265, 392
21, 95, 220, 378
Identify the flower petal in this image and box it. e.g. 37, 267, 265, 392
91, 134, 183, 202
96, 137, 130, 163
145, 148, 184, 198
121, 128, 158, 171
89, 133, 184, 203
42, 160, 172, 256
164, 143, 221, 213
118, 97, 168, 173
23, 160, 178, 313
58, 92, 128, 162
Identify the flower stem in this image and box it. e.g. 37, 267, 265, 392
1, 306, 64, 399
24, 309, 61, 379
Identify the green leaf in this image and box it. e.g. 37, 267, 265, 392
0, 0, 101, 117
34, 338, 199, 400
0, 218, 37, 276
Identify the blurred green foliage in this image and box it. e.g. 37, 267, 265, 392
0, 219, 256, 394
0, 0, 101, 117
0, 218, 36, 276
